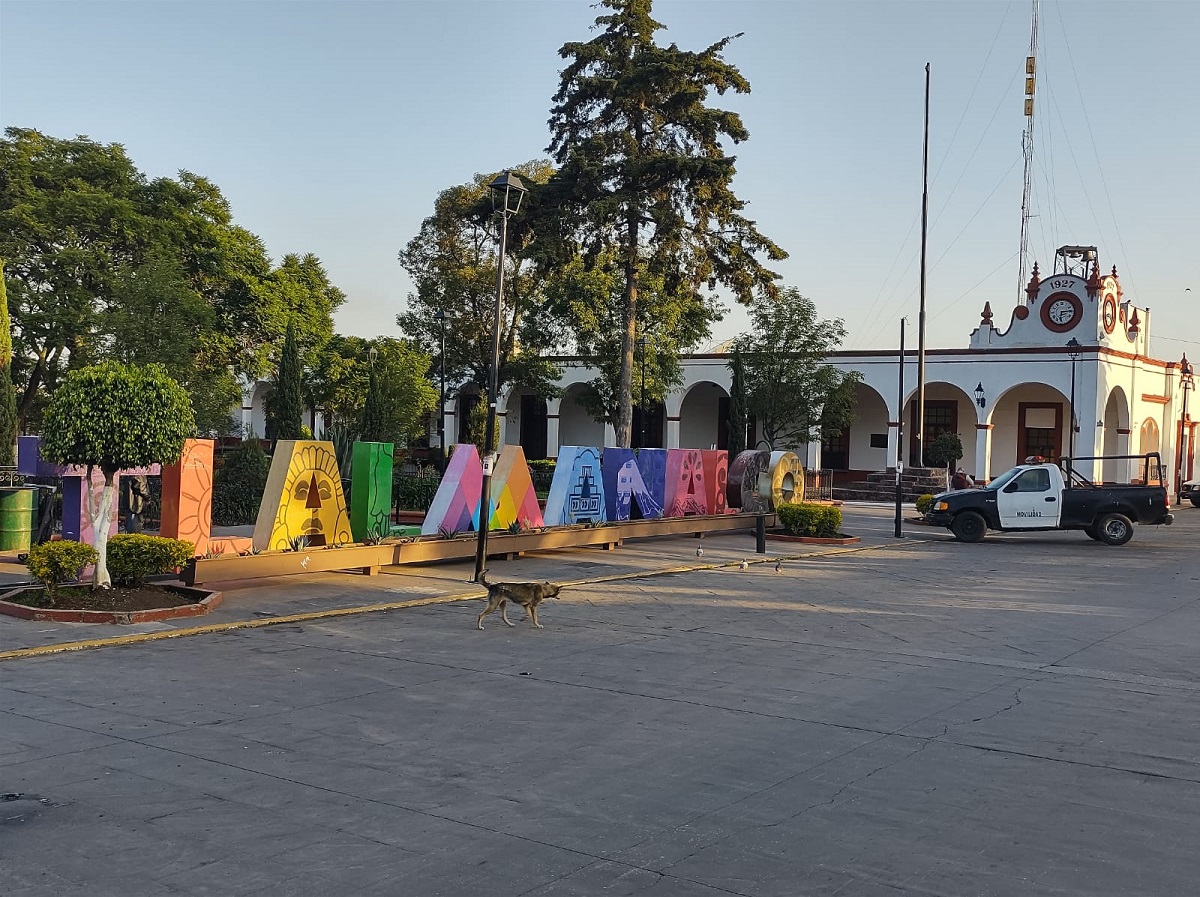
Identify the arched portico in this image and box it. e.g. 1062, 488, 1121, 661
825, 382, 890, 482
1101, 386, 1131, 482
902, 382, 980, 474
986, 381, 1075, 480
556, 383, 608, 451
501, 386, 549, 461
672, 381, 729, 450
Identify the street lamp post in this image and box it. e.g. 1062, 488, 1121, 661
1177, 353, 1194, 505
639, 333, 647, 449
474, 171, 527, 583
434, 310, 447, 473
1066, 338, 1082, 461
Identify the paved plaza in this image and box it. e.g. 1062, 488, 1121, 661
2, 507, 1198, 896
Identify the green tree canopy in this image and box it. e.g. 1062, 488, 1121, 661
396, 160, 561, 402
266, 321, 303, 440
0, 259, 16, 466
731, 288, 861, 451
40, 362, 195, 588
0, 127, 343, 430
541, 0, 786, 446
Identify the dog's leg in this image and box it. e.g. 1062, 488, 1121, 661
500, 598, 515, 627
476, 595, 499, 630
529, 603, 544, 629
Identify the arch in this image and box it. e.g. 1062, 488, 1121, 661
827, 381, 889, 474
676, 381, 730, 450
987, 381, 1075, 474
557, 383, 606, 448
1101, 387, 1131, 482
502, 386, 549, 460
1139, 417, 1160, 455
247, 380, 272, 439
900, 381, 978, 469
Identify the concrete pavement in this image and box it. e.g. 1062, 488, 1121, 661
1, 506, 1197, 895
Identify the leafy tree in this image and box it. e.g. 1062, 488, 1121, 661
542, 0, 786, 446
308, 336, 438, 446
359, 360, 386, 442
925, 432, 965, 487
266, 321, 303, 440
0, 128, 343, 430
40, 362, 195, 588
732, 288, 861, 451
397, 161, 561, 402
466, 392, 498, 457
727, 348, 748, 457
0, 260, 17, 465
212, 438, 271, 526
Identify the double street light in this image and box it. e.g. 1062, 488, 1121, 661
474, 171, 527, 583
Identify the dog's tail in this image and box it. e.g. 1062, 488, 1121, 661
479, 570, 492, 587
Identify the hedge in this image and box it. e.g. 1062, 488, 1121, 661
776, 502, 842, 538
26, 540, 98, 600
107, 534, 195, 586
915, 493, 936, 515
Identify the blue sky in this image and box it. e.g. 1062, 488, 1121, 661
3, 0, 1197, 361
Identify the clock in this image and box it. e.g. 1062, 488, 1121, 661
1040, 291, 1082, 333
1102, 295, 1118, 334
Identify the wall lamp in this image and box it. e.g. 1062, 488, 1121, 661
974, 382, 986, 408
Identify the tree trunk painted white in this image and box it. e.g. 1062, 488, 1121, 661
89, 469, 116, 589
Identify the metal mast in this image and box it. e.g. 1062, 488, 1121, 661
916, 63, 930, 467
1018, 0, 1040, 301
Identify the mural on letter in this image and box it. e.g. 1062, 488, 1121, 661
701, 450, 729, 515
602, 448, 663, 521
664, 449, 708, 516
544, 446, 605, 526
422, 444, 483, 536
730, 450, 772, 513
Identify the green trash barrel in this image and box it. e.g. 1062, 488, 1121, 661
0, 487, 37, 553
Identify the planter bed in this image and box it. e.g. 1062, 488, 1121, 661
185, 544, 399, 585
0, 584, 222, 624
766, 530, 861, 546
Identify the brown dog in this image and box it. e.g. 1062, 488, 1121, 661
476, 570, 562, 630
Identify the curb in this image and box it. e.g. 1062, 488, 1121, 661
0, 539, 929, 663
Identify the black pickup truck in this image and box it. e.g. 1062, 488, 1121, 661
926, 454, 1173, 545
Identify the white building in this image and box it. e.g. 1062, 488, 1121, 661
456, 245, 1193, 490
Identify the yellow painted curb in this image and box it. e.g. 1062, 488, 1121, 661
0, 539, 928, 663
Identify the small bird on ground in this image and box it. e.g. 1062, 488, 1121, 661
696, 545, 704, 557
774, 560, 783, 574
740, 559, 749, 570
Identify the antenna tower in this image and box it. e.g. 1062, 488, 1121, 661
1018, 0, 1039, 302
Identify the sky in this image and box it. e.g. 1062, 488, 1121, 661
2, 0, 1198, 362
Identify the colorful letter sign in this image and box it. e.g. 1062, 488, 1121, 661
489, 445, 545, 530
160, 439, 214, 554
768, 451, 805, 506
421, 444, 483, 536
602, 448, 663, 521
664, 449, 708, 516
700, 450, 729, 515
350, 442, 395, 542
253, 441, 352, 551
544, 446, 605, 526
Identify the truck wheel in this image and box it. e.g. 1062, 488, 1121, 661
1096, 513, 1133, 546
1084, 525, 1102, 541
951, 511, 987, 543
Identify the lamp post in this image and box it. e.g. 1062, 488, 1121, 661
639, 333, 647, 449
474, 171, 527, 583
434, 310, 447, 473
1178, 353, 1194, 505
1066, 338, 1081, 460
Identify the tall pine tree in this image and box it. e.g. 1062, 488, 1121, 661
544, 0, 786, 446
0, 260, 17, 466
359, 360, 385, 442
727, 348, 748, 457
266, 321, 303, 440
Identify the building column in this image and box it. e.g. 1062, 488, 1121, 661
665, 417, 681, 450
975, 424, 993, 482
442, 405, 456, 449
545, 398, 561, 460
806, 438, 822, 471
886, 420, 900, 470
603, 422, 617, 448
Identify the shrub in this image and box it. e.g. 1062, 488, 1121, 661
26, 540, 98, 601
213, 439, 271, 525
777, 502, 842, 538
107, 534, 195, 586
915, 493, 936, 515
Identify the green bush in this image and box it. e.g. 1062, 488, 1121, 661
106, 534, 195, 586
26, 540, 98, 600
776, 502, 842, 538
915, 493, 936, 515
213, 439, 271, 525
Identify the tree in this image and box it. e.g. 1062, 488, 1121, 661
359, 360, 386, 442
40, 362, 195, 588
543, 0, 786, 446
466, 392, 498, 457
0, 260, 17, 465
925, 432, 965, 488
727, 348, 748, 457
266, 322, 303, 440
308, 336, 438, 446
0, 128, 344, 430
397, 161, 561, 402
732, 289, 861, 451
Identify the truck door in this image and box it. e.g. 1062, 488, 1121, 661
996, 467, 1061, 529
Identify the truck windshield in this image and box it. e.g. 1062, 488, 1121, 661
984, 467, 1024, 491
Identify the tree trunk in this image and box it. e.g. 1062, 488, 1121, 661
89, 468, 117, 589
